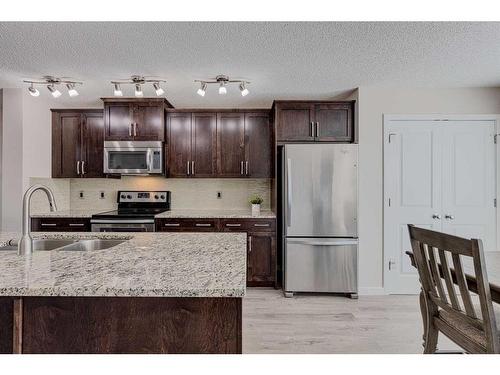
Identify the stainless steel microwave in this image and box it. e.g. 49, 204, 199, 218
103, 141, 163, 175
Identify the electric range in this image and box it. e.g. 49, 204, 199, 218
91, 190, 170, 232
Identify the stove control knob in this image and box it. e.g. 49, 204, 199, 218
120, 194, 126, 199
154, 195, 159, 199
160, 195, 165, 200
126, 195, 132, 199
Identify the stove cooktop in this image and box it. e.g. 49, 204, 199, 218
92, 207, 170, 219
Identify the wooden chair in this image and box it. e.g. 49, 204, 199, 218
408, 224, 500, 353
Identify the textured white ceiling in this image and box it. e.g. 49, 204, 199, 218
1, 22, 500, 108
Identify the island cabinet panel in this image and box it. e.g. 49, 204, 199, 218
20, 297, 242, 354
0, 298, 14, 354
51, 109, 104, 178
103, 98, 171, 141
31, 218, 91, 232
274, 101, 355, 143
217, 113, 246, 177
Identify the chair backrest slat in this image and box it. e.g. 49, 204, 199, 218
427, 245, 448, 304
408, 224, 499, 353
438, 249, 461, 310
451, 253, 477, 319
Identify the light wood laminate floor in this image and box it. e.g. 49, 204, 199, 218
243, 288, 459, 354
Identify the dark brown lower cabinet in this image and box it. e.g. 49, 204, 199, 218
31, 218, 91, 232
0, 296, 241, 354
247, 232, 276, 287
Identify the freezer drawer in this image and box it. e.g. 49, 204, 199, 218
284, 238, 358, 293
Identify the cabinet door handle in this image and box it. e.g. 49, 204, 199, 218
81, 160, 85, 175
187, 161, 190, 175
134, 123, 138, 137
249, 235, 252, 252
69, 223, 85, 227
310, 121, 314, 137
195, 223, 212, 227
163, 223, 180, 227
41, 223, 57, 227
253, 223, 270, 227
76, 161, 81, 175
316, 122, 320, 137
240, 161, 244, 175
192, 161, 195, 175
129, 123, 133, 137
245, 161, 249, 176
226, 223, 242, 227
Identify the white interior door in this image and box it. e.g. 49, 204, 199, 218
384, 121, 442, 294
441, 121, 496, 251
384, 117, 497, 294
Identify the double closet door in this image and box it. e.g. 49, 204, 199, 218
384, 118, 497, 294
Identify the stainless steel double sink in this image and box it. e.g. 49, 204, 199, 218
0, 238, 127, 252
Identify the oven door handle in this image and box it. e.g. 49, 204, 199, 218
90, 219, 155, 224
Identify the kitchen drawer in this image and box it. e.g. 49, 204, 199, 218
220, 219, 276, 232
155, 218, 219, 232
31, 218, 91, 232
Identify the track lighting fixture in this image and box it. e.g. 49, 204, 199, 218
153, 82, 165, 96
47, 84, 62, 98
239, 82, 249, 97
135, 84, 143, 97
113, 83, 123, 97
195, 75, 250, 97
28, 83, 40, 97
23, 76, 82, 98
197, 82, 207, 97
66, 83, 79, 97
110, 76, 167, 97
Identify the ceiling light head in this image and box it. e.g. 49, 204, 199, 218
197, 82, 207, 97
239, 82, 249, 97
113, 83, 123, 97
27, 83, 40, 97
135, 84, 143, 97
66, 83, 79, 97
153, 82, 165, 96
47, 84, 61, 98
218, 82, 227, 95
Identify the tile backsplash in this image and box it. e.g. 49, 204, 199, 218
29, 177, 271, 213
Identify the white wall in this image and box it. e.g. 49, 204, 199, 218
357, 87, 500, 293
1, 89, 24, 231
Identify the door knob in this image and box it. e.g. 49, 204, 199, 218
444, 214, 455, 220
432, 214, 441, 219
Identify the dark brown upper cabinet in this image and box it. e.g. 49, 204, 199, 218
166, 112, 217, 178
51, 109, 104, 178
244, 112, 272, 178
217, 113, 246, 177
102, 98, 173, 141
274, 100, 355, 142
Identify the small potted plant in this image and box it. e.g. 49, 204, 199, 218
249, 195, 263, 216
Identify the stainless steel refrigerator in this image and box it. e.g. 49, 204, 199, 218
282, 144, 358, 297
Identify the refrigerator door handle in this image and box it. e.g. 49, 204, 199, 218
287, 239, 358, 246
286, 157, 292, 226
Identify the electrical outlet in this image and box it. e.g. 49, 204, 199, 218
217, 191, 222, 199
99, 191, 105, 199
79, 191, 84, 199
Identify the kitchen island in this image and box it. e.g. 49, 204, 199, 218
0, 231, 246, 354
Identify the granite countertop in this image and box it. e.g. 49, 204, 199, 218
30, 209, 102, 218
0, 231, 246, 298
155, 209, 276, 219
32, 208, 276, 219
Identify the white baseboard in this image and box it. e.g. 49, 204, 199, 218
358, 287, 387, 296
